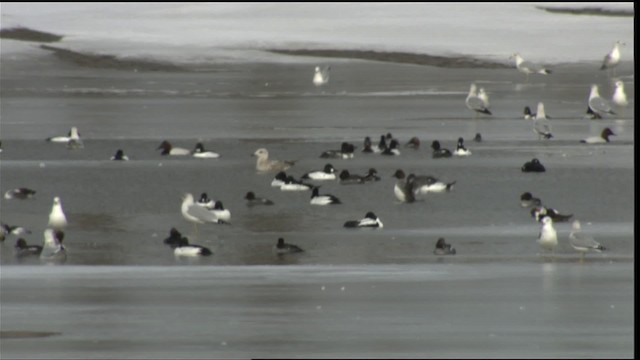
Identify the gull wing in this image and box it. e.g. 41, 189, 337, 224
569, 231, 602, 251
466, 96, 491, 114
533, 118, 552, 138
588, 97, 615, 115
186, 204, 220, 223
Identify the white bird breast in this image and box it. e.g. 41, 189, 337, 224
280, 184, 310, 191
193, 152, 220, 159
310, 196, 335, 205
174, 246, 204, 257
171, 148, 191, 155
394, 183, 408, 202
212, 209, 231, 221
583, 137, 606, 144
418, 183, 447, 193
359, 218, 382, 228
49, 205, 67, 228
454, 149, 471, 156
308, 172, 336, 180
49, 136, 71, 143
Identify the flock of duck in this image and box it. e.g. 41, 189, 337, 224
1, 41, 627, 263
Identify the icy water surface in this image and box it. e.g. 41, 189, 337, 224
0, 61, 634, 265
1, 59, 634, 359
0, 263, 634, 359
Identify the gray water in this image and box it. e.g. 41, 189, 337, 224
0, 7, 636, 357
0, 263, 634, 359
0, 57, 634, 359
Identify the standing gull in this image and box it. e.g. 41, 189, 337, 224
537, 216, 558, 255
478, 87, 490, 110
533, 102, 553, 140
569, 220, 606, 262
588, 84, 616, 117
510, 53, 551, 82
465, 83, 491, 118
48, 197, 67, 230
612, 81, 628, 107
600, 41, 624, 76
313, 65, 330, 86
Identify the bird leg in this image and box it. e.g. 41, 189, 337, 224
192, 222, 199, 239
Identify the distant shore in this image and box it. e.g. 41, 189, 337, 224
535, 6, 634, 17
38, 44, 187, 72
0, 331, 61, 339
0, 25, 630, 71
1, 26, 510, 70
0, 27, 63, 42
266, 49, 511, 69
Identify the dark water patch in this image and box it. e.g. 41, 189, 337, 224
0, 330, 62, 339
0, 27, 63, 43
70, 213, 125, 233
39, 45, 188, 72
266, 48, 511, 69
535, 6, 634, 17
